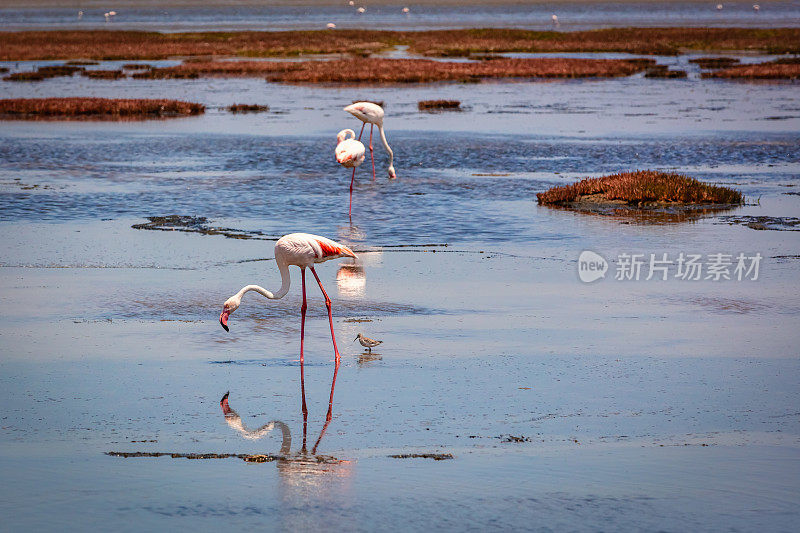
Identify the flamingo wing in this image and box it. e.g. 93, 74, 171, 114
313, 235, 356, 261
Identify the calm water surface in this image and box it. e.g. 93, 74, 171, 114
1, 1, 800, 31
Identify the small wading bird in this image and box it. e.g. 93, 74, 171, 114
344, 102, 396, 180
355, 333, 382, 353
335, 128, 366, 216
219, 233, 356, 420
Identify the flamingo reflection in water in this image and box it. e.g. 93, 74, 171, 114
220, 391, 350, 471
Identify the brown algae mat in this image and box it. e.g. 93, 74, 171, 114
136, 57, 651, 83
418, 99, 461, 110
227, 104, 270, 113
537, 171, 743, 206
1, 28, 798, 60
106, 451, 345, 464
0, 98, 205, 119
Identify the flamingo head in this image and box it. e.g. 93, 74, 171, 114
219, 295, 241, 332
388, 165, 397, 179
337, 128, 355, 144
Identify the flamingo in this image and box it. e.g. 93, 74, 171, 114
219, 233, 356, 420
344, 101, 396, 180
336, 128, 366, 216
327, 22, 336, 29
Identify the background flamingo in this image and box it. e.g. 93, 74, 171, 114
344, 102, 396, 180
336, 128, 366, 216
219, 233, 356, 420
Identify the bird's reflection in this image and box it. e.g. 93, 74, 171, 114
337, 262, 366, 298
220, 391, 351, 480
221, 392, 291, 450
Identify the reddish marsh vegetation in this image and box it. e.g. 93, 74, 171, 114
0, 30, 398, 60
702, 58, 800, 79
536, 171, 743, 206
81, 69, 125, 79
1, 28, 797, 61
264, 58, 650, 83
689, 57, 740, 69
0, 98, 205, 119
135, 57, 649, 83
405, 28, 800, 56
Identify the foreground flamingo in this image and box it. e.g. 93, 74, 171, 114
219, 233, 356, 419
344, 102, 396, 180
335, 128, 366, 216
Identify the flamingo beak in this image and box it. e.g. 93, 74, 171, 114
220, 391, 232, 414
354, 335, 358, 342
219, 310, 230, 332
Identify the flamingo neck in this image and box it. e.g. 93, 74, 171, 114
378, 125, 393, 170
238, 259, 291, 301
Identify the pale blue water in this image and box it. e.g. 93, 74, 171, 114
1, 1, 799, 31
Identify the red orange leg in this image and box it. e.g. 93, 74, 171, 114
310, 266, 341, 421
300, 268, 308, 417
369, 124, 375, 180
348, 166, 356, 217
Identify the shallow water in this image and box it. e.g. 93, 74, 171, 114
2, 14, 800, 532
2, 1, 800, 31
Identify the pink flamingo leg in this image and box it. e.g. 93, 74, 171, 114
369, 124, 375, 180
348, 166, 356, 217
310, 266, 341, 422
300, 268, 309, 417
357, 122, 365, 141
